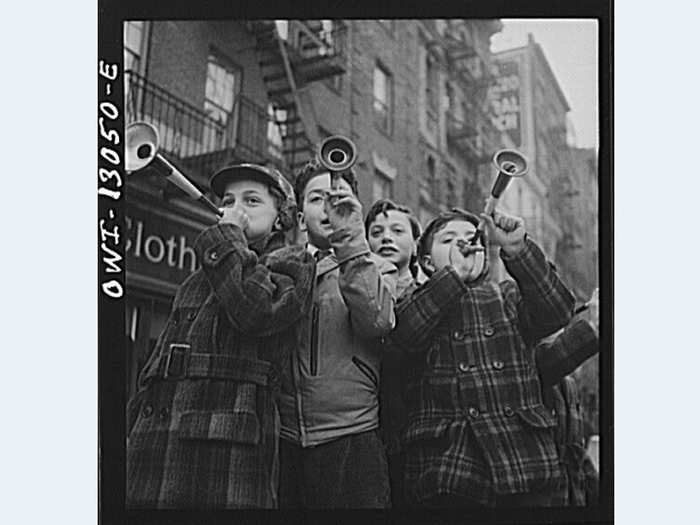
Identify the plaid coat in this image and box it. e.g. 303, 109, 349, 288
536, 319, 599, 506
391, 238, 575, 506
126, 224, 315, 509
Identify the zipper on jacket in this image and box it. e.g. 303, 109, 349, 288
310, 304, 319, 376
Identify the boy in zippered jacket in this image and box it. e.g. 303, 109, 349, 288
126, 164, 315, 509
277, 160, 398, 508
391, 207, 575, 508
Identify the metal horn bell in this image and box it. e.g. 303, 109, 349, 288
318, 135, 358, 173
490, 149, 529, 200
125, 121, 160, 173
124, 120, 222, 217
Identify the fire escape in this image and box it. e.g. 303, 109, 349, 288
443, 20, 503, 163
124, 20, 346, 206
248, 20, 347, 176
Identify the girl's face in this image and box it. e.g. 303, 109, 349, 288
367, 209, 416, 273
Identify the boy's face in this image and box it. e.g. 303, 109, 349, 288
427, 219, 485, 282
298, 172, 353, 249
221, 179, 278, 243
367, 209, 416, 273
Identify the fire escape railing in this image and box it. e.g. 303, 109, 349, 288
125, 70, 285, 184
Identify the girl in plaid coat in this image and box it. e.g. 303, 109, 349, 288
391, 208, 575, 507
126, 164, 315, 509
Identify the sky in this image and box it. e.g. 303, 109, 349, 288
490, 19, 599, 150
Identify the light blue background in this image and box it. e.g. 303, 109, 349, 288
3, 1, 699, 523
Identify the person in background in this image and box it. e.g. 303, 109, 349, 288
391, 207, 575, 508
126, 164, 315, 509
364, 198, 423, 508
277, 160, 398, 508
536, 287, 600, 506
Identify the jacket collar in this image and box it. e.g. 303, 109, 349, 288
249, 231, 287, 256
307, 244, 340, 276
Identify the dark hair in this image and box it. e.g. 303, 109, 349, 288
364, 198, 422, 278
418, 208, 484, 277
293, 158, 359, 211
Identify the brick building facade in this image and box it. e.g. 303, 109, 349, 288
122, 19, 597, 397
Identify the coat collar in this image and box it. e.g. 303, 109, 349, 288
307, 243, 340, 277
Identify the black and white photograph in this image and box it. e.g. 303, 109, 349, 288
97, 2, 612, 523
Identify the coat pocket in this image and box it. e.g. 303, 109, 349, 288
516, 404, 557, 428
352, 355, 379, 388
470, 405, 561, 495
177, 410, 261, 445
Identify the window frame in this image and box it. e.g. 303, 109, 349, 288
203, 48, 242, 125
373, 61, 393, 136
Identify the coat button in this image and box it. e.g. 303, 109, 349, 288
208, 250, 218, 261
492, 360, 504, 370
468, 407, 479, 418
142, 405, 153, 418
453, 330, 462, 340
504, 406, 514, 417
458, 361, 471, 372
484, 327, 495, 336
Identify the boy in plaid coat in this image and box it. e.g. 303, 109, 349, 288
391, 208, 575, 507
126, 164, 315, 509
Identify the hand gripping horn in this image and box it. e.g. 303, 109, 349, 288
317, 135, 358, 186
125, 121, 222, 217
470, 149, 529, 245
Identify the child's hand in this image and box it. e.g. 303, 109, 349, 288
480, 211, 526, 256
219, 206, 250, 233
325, 189, 363, 231
450, 241, 485, 282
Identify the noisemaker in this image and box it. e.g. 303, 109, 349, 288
470, 149, 529, 245
125, 121, 223, 217
317, 135, 357, 187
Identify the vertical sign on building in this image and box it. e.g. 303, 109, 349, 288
489, 59, 522, 147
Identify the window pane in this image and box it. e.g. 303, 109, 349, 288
124, 21, 143, 53
373, 67, 386, 104
205, 55, 237, 122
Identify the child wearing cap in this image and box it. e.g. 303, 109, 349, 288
390, 207, 575, 508
276, 161, 398, 509
126, 164, 315, 509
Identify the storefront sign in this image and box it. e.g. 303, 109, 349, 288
125, 206, 201, 288
489, 59, 522, 147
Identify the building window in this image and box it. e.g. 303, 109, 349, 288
427, 155, 440, 203
425, 52, 440, 136
445, 166, 458, 208
373, 168, 393, 202
204, 51, 240, 124
373, 62, 393, 134
124, 21, 145, 72
267, 104, 284, 160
